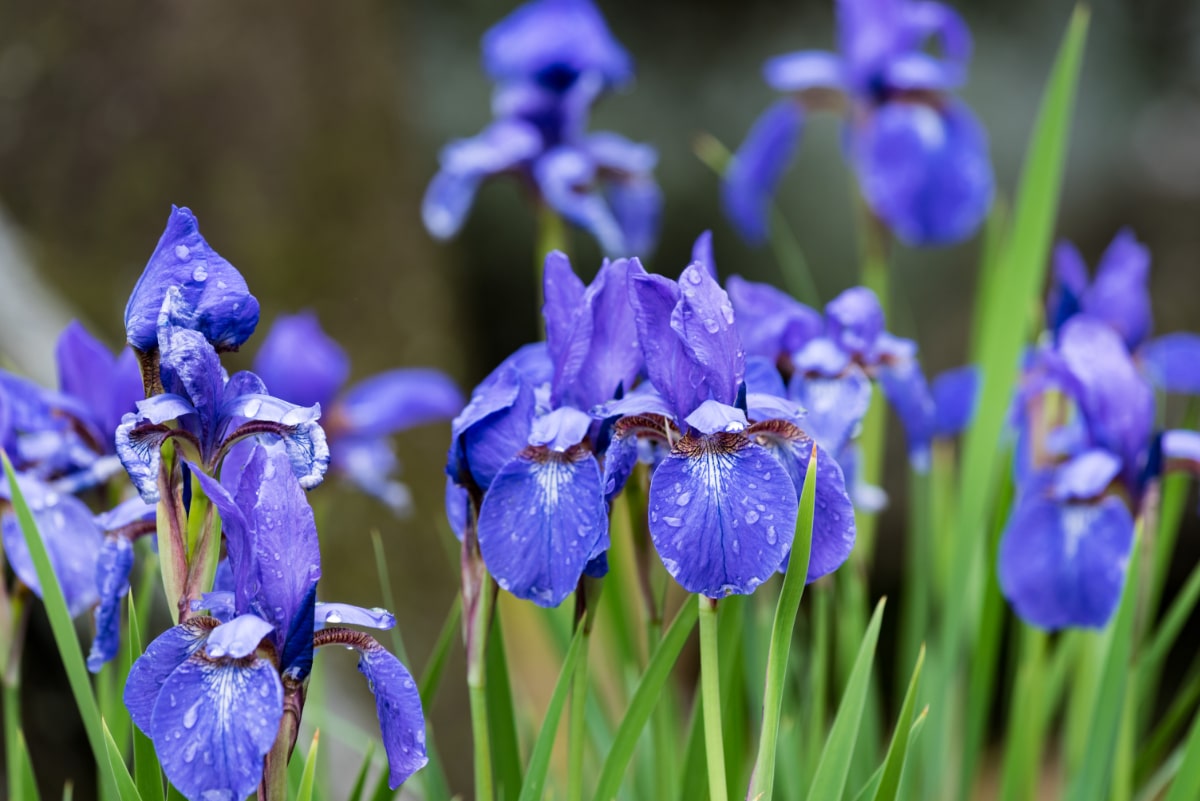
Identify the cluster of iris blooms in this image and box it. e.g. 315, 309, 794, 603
0, 206, 465, 800
1000, 231, 1200, 629
432, 0, 1199, 640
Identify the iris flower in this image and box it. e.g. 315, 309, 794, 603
999, 317, 1200, 629
727, 278, 946, 472
600, 260, 856, 597
116, 288, 329, 503
422, 0, 661, 256
0, 321, 141, 490
253, 312, 463, 515
447, 253, 645, 606
126, 444, 425, 800
723, 0, 993, 246
1048, 228, 1200, 395
125, 206, 259, 356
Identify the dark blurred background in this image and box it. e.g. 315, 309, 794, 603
0, 0, 1198, 797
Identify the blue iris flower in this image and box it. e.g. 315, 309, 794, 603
723, 0, 994, 246
447, 252, 646, 606
115, 288, 330, 503
422, 0, 661, 256
125, 206, 260, 354
601, 258, 857, 597
125, 444, 426, 800
998, 315, 1200, 630
726, 275, 946, 474
252, 312, 464, 515
0, 321, 142, 490
1048, 228, 1200, 395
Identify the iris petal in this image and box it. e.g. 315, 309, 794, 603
315, 602, 396, 630
726, 275, 822, 359
150, 654, 283, 801
87, 535, 134, 673
252, 312, 350, 409
338, 369, 463, 439
354, 642, 429, 789
206, 614, 274, 660
1083, 228, 1152, 350
124, 206, 260, 352
762, 50, 845, 92
124, 619, 213, 733
998, 494, 1134, 630
1140, 333, 1200, 395
721, 100, 804, 244
648, 432, 797, 597
477, 447, 609, 607
1, 488, 102, 617
851, 98, 993, 246
788, 370, 872, 455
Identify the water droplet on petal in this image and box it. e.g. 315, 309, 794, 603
745, 510, 760, 525
175, 244, 190, 260
192, 264, 208, 282
675, 492, 691, 506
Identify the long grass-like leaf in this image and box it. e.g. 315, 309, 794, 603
346, 742, 377, 801
850, 708, 928, 801
486, 619, 524, 799
101, 720, 142, 801
296, 731, 320, 801
871, 646, 925, 801
746, 449, 817, 800
419, 595, 461, 708
1, 452, 130, 798
519, 625, 586, 801
590, 599, 700, 801
1064, 534, 1141, 801
1160, 703, 1200, 800
807, 598, 886, 800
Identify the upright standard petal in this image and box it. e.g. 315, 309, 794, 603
726, 275, 822, 359
648, 432, 798, 597
354, 641, 429, 788
825, 287, 885, 358
789, 370, 872, 455
482, 0, 633, 90
1083, 228, 1152, 350
722, 100, 804, 244
998, 494, 1134, 630
851, 99, 993, 246
671, 263, 745, 407
931, 365, 979, 437
535, 146, 626, 255
629, 273, 706, 422
477, 446, 608, 607
124, 206, 260, 352
56, 320, 137, 446
253, 312, 350, 409
151, 655, 283, 801
691, 231, 716, 278
542, 251, 588, 378
338, 369, 464, 438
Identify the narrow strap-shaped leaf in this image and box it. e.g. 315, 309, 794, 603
127, 596, 164, 801
346, 742, 376, 801
746, 448, 817, 801
519, 625, 587, 801
296, 731, 320, 801
806, 598, 887, 801
1, 452, 128, 799
1160, 685, 1200, 799
101, 720, 143, 801
871, 646, 925, 801
850, 708, 928, 801
591, 599, 700, 801
1064, 532, 1141, 801
419, 595, 461, 707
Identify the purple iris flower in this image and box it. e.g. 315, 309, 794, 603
124, 206, 260, 354
422, 0, 661, 256
115, 288, 329, 503
87, 496, 157, 671
125, 444, 426, 800
602, 260, 856, 597
252, 312, 464, 515
727, 277, 941, 471
998, 317, 1200, 630
1048, 228, 1200, 395
723, 0, 993, 246
0, 321, 141, 490
447, 252, 645, 606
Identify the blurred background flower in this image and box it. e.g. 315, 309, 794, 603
1, 0, 1199, 795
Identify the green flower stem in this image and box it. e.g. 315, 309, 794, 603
463, 493, 496, 801
699, 596, 728, 801
3, 590, 29, 801
567, 578, 602, 801
535, 204, 567, 329
155, 446, 188, 624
